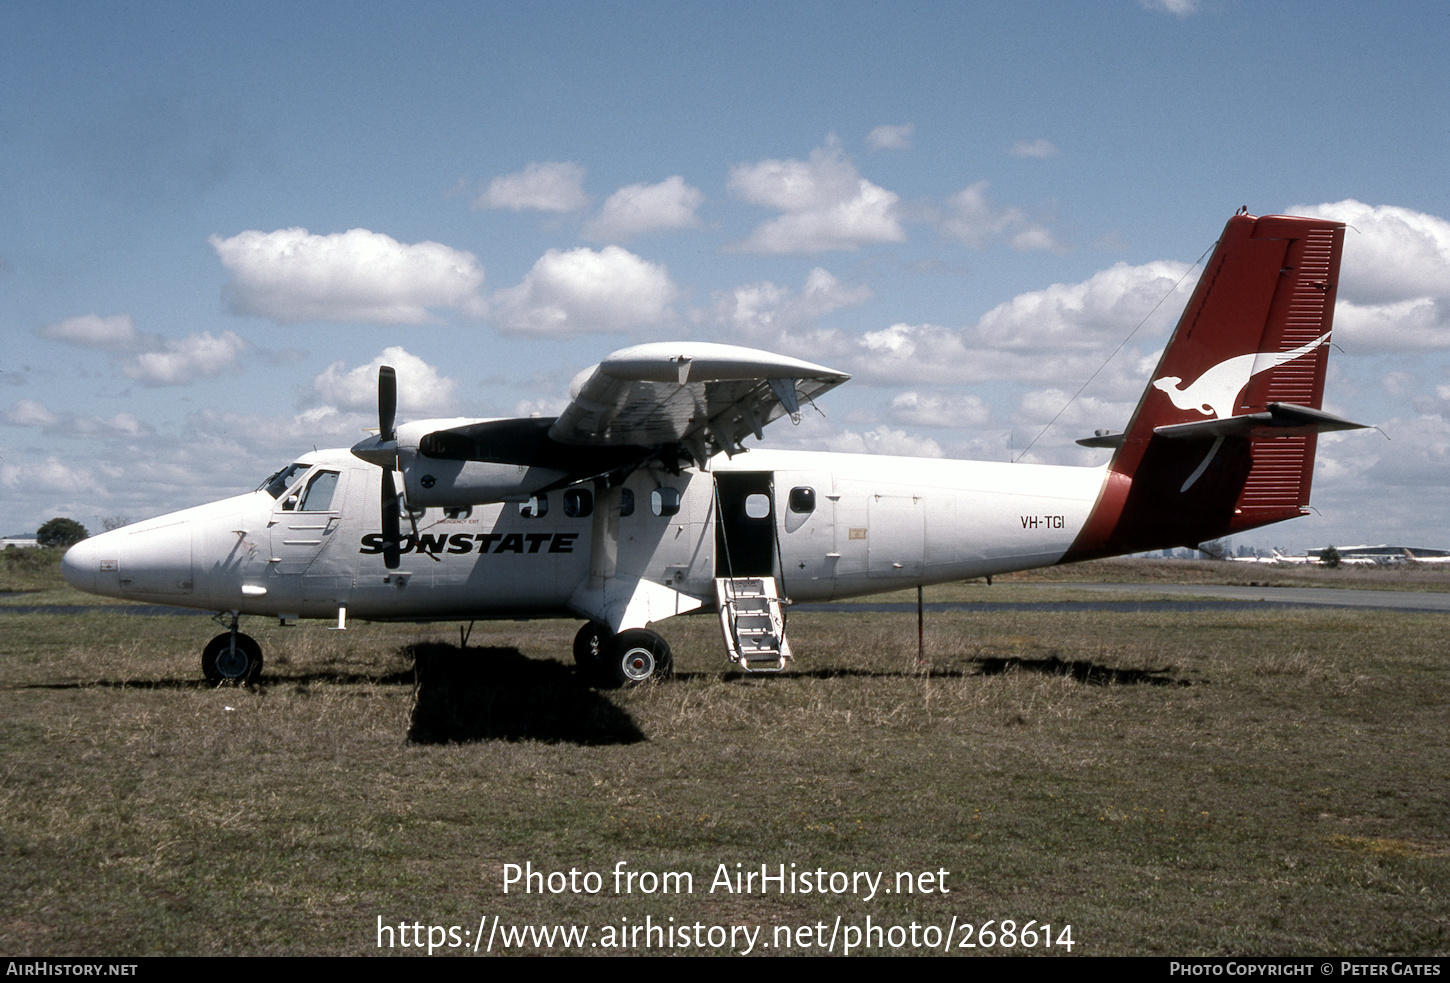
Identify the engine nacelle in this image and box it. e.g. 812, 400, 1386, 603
398, 451, 567, 507
353, 415, 651, 509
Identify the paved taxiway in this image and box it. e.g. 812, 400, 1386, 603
799, 582, 1450, 615
1036, 582, 1450, 612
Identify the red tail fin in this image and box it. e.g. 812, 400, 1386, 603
1067, 212, 1359, 559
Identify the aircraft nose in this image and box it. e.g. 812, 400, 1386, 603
62, 537, 97, 592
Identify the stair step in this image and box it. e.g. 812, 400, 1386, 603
714, 576, 792, 673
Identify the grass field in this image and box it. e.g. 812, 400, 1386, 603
2, 550, 1448, 956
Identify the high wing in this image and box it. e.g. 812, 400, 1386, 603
550, 342, 850, 459
350, 341, 849, 568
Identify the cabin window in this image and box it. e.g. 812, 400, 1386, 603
564, 488, 593, 518
788, 486, 816, 514
651, 487, 681, 517
520, 494, 548, 519
744, 493, 771, 519
619, 487, 635, 517
297, 471, 339, 511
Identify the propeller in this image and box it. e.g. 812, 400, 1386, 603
378, 365, 396, 443
380, 470, 401, 570
376, 367, 402, 569
348, 366, 404, 569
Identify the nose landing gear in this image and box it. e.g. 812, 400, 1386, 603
202, 614, 263, 685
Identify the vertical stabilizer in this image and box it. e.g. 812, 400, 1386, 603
1066, 212, 1349, 559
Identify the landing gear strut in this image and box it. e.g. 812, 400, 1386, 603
202, 615, 263, 685
574, 622, 673, 687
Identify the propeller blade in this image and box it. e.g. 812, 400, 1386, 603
381, 469, 401, 570
378, 365, 397, 443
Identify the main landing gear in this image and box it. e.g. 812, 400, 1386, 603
573, 621, 673, 688
202, 615, 263, 686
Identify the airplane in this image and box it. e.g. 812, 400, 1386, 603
1268, 549, 1319, 565
1268, 545, 1446, 567
1400, 548, 1450, 565
1269, 548, 1384, 567
61, 211, 1370, 687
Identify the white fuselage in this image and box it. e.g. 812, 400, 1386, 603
62, 447, 1108, 623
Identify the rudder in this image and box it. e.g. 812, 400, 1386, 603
1067, 212, 1362, 559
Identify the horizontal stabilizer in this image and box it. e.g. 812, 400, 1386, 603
1076, 431, 1125, 449
1152, 402, 1369, 440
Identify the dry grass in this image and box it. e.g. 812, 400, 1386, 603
2, 563, 1448, 956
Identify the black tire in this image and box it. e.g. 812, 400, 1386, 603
606, 629, 673, 688
202, 632, 263, 686
573, 621, 611, 675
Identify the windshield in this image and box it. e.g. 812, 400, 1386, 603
258, 462, 310, 499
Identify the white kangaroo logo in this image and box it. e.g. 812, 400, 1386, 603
1152, 332, 1330, 420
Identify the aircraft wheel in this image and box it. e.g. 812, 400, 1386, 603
607, 629, 673, 688
202, 632, 263, 686
573, 622, 611, 675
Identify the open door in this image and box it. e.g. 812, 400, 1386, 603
714, 472, 776, 578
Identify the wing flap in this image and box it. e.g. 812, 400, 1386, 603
549, 342, 849, 457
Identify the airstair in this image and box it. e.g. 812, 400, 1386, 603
714, 577, 792, 672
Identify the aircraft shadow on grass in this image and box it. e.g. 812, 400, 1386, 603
20, 667, 420, 692
405, 643, 646, 746
22, 651, 1186, 695
970, 654, 1189, 686
19, 644, 646, 745
687, 658, 1189, 686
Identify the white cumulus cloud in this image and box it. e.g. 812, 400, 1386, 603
941, 181, 1062, 252
35, 313, 253, 387
474, 161, 589, 213
1289, 201, 1450, 351
36, 313, 160, 352
728, 140, 905, 253
2, 399, 153, 437
826, 425, 944, 458
972, 259, 1192, 349
888, 391, 991, 428
1009, 139, 1058, 159
312, 347, 459, 415
866, 124, 914, 151
834, 259, 1193, 390
1140, 0, 1199, 15
0, 456, 94, 494
118, 331, 250, 386
584, 176, 703, 241
210, 228, 486, 324
1292, 200, 1450, 302
491, 246, 676, 336
710, 267, 872, 348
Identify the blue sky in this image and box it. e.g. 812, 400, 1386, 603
4, 0, 1449, 551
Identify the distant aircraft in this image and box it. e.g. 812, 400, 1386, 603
1265, 545, 1450, 567
1269, 549, 1319, 565
1401, 548, 1450, 565
63, 212, 1369, 686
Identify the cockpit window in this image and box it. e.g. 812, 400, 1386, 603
297, 471, 340, 512
260, 462, 310, 499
